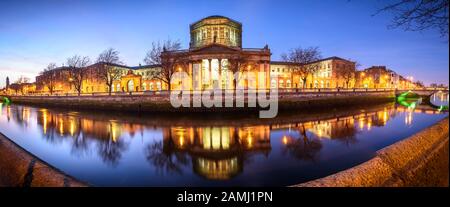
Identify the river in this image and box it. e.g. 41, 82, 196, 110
0, 99, 447, 186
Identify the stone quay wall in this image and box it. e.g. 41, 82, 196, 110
9, 90, 396, 113
293, 117, 449, 187
0, 132, 87, 187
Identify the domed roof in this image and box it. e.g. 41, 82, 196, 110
190, 15, 242, 27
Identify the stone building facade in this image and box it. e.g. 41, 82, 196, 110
10, 15, 417, 95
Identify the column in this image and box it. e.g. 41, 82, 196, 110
208, 59, 212, 89
258, 62, 264, 90
199, 60, 203, 90
218, 59, 222, 89
188, 62, 193, 91
265, 62, 270, 90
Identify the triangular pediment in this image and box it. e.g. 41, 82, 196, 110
190, 44, 241, 53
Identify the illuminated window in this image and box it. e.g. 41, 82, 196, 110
271, 79, 277, 88
279, 80, 284, 88
156, 82, 161, 91
286, 80, 291, 88
127, 80, 134, 92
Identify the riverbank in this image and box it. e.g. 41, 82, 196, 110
0, 132, 87, 187
9, 91, 395, 113
293, 117, 449, 187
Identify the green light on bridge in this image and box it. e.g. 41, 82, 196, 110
397, 91, 420, 109
1, 96, 10, 104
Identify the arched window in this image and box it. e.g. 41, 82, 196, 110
320, 80, 324, 88
286, 80, 291, 88
314, 80, 319, 88
156, 82, 162, 91
142, 82, 147, 91
299, 79, 304, 88
271, 79, 277, 88
127, 80, 134, 92
326, 81, 330, 88
150, 82, 154, 91
279, 80, 284, 88
116, 83, 121, 92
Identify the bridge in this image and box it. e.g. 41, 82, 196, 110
0, 96, 10, 104
395, 88, 448, 97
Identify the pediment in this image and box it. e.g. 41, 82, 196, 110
190, 44, 241, 53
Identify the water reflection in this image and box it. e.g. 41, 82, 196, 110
0, 103, 447, 186
430, 92, 449, 110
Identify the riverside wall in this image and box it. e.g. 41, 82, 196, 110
9, 91, 396, 113
293, 117, 449, 187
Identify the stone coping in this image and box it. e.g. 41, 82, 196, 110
0, 132, 88, 187
292, 117, 449, 187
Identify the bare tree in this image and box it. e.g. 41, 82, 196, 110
339, 59, 359, 88
281, 46, 322, 88
96, 48, 123, 95
43, 63, 57, 95
339, 66, 355, 88
375, 0, 449, 38
159, 54, 189, 91
143, 39, 182, 65
67, 55, 91, 96
414, 80, 424, 88
226, 53, 251, 90
144, 39, 182, 91
16, 76, 30, 84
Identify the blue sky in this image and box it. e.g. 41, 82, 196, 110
0, 0, 448, 87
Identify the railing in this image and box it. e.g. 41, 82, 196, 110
5, 87, 447, 97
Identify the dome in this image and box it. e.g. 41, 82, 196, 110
190, 16, 242, 49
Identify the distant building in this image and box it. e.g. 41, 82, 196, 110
355, 66, 413, 89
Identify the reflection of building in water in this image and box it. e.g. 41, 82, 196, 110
272, 108, 397, 139
194, 157, 240, 180
163, 126, 270, 180
36, 109, 144, 141
5, 105, 31, 126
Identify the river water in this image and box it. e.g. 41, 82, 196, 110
0, 100, 447, 186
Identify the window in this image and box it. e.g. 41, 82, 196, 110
271, 79, 277, 88
279, 80, 284, 88
150, 82, 154, 91
127, 80, 134, 92
156, 82, 162, 91
142, 82, 147, 91
286, 80, 291, 88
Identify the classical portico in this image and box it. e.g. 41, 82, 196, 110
161, 16, 271, 90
